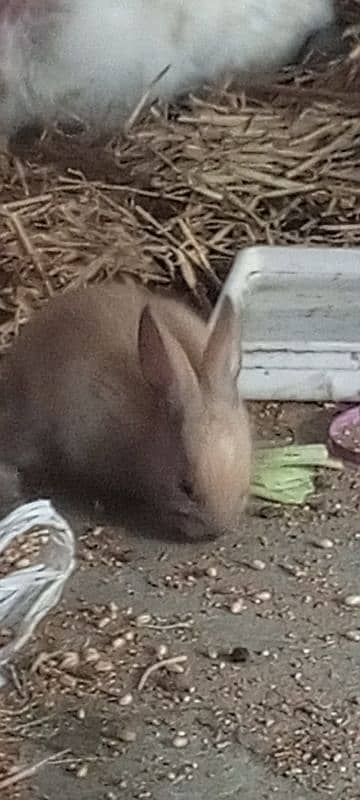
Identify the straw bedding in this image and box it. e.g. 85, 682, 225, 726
0, 0, 359, 348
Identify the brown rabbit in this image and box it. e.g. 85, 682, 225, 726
0, 282, 252, 539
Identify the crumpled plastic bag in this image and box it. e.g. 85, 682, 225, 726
0, 499, 76, 686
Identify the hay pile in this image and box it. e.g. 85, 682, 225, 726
0, 1, 359, 348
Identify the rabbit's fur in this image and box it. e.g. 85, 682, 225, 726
0, 0, 334, 135
0, 283, 252, 540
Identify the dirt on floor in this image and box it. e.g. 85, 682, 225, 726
0, 6, 359, 794
1, 403, 360, 800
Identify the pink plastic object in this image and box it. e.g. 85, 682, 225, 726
329, 406, 360, 465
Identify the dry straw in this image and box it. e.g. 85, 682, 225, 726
0, 1, 359, 348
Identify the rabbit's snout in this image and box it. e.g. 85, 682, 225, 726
167, 499, 226, 542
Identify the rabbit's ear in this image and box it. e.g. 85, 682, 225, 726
201, 296, 242, 401
138, 305, 200, 411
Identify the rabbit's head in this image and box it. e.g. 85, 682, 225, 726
138, 297, 252, 540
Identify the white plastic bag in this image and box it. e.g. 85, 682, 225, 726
0, 500, 76, 686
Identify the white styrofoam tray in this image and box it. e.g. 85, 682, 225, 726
214, 246, 360, 402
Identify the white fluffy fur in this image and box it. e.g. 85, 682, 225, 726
0, 0, 334, 133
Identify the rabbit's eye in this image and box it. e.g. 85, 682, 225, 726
181, 479, 195, 500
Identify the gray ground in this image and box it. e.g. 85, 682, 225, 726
1, 403, 360, 800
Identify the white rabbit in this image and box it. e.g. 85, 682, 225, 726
0, 0, 335, 135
